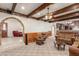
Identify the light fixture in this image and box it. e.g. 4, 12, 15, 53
21, 6, 25, 10
45, 7, 53, 20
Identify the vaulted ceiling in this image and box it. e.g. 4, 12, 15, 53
0, 3, 79, 23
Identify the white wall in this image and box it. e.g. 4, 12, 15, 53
27, 19, 52, 33
0, 12, 52, 33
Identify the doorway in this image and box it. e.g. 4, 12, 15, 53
0, 17, 25, 47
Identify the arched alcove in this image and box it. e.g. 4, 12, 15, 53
0, 17, 27, 45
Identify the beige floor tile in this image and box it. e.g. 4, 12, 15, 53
0, 37, 69, 56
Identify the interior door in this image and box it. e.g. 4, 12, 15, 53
2, 22, 8, 38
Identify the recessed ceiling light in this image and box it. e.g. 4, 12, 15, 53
21, 6, 25, 10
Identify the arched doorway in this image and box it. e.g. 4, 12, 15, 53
0, 17, 26, 46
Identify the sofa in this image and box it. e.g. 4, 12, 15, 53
69, 40, 79, 56
13, 31, 23, 37
69, 46, 79, 56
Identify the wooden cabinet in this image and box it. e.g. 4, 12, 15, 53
56, 30, 76, 45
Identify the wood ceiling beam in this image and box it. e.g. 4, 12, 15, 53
13, 12, 41, 20
37, 15, 45, 20
11, 3, 17, 14
43, 11, 79, 23
0, 8, 39, 20
0, 8, 11, 14
52, 16, 79, 22
27, 3, 53, 17
53, 3, 79, 15
48, 16, 79, 23
51, 12, 79, 22
54, 11, 79, 19
37, 3, 79, 20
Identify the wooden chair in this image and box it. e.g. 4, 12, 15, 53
54, 36, 65, 50
36, 33, 47, 45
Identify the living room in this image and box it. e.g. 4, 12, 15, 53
0, 3, 79, 56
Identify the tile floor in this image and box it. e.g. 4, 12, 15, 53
0, 37, 69, 56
